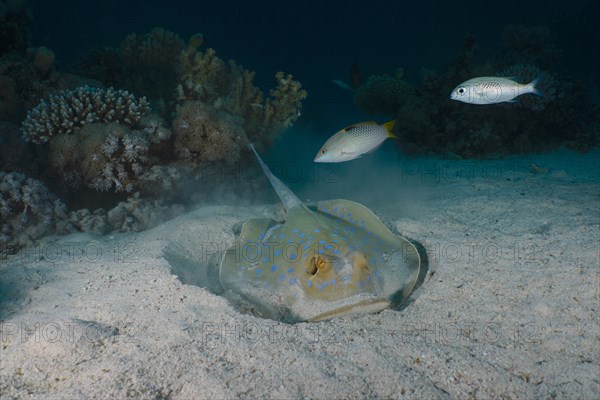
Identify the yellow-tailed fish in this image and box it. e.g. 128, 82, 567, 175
450, 76, 541, 105
314, 120, 397, 163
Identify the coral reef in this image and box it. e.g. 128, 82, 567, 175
48, 116, 171, 193
173, 100, 245, 164
501, 25, 561, 69
389, 29, 598, 158
21, 86, 150, 144
353, 71, 413, 115
0, 171, 69, 254
120, 27, 185, 102
0, 171, 186, 255
2, 19, 307, 255
253, 71, 307, 145
70, 47, 123, 89
1, 50, 103, 126
176, 46, 306, 147
66, 193, 185, 235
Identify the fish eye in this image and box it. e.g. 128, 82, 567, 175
321, 149, 327, 154
458, 87, 465, 94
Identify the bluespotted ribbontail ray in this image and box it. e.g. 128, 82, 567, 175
219, 145, 421, 322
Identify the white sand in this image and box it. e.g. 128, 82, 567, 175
1, 149, 598, 399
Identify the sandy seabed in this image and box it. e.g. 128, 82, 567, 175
1, 149, 598, 399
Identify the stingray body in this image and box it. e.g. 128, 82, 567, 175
219, 146, 421, 322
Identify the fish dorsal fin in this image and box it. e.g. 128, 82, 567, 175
249, 144, 303, 212
343, 121, 378, 131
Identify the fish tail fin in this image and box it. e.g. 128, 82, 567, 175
528, 77, 544, 97
383, 120, 398, 139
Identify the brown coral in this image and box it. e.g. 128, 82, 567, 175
173, 100, 246, 165
49, 117, 171, 193
120, 27, 185, 101
176, 46, 306, 147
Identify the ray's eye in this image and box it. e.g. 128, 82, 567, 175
458, 87, 465, 94
321, 149, 327, 154
308, 255, 328, 276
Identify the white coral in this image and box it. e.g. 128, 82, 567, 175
22, 86, 150, 144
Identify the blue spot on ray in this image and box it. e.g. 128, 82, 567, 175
271, 264, 278, 272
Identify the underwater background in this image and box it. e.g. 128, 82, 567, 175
1, 0, 599, 254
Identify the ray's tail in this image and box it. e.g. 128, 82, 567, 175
249, 144, 303, 212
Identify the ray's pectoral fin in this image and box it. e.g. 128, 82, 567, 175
315, 198, 421, 292
220, 217, 276, 288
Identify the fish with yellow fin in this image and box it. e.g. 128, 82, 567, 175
314, 120, 397, 163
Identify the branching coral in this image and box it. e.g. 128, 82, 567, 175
251, 71, 307, 145
354, 71, 413, 115
21, 86, 150, 144
120, 27, 185, 101
172, 100, 245, 165
176, 46, 306, 147
176, 46, 229, 104
0, 171, 70, 254
48, 117, 171, 193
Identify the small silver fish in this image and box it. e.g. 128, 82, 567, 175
450, 76, 541, 105
314, 121, 397, 163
